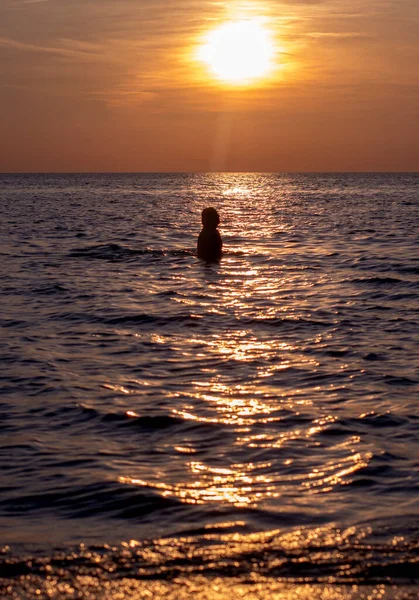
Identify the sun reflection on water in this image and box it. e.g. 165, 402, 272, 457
120, 459, 277, 507
119, 441, 371, 507
101, 214, 381, 528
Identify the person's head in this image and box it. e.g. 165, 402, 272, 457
201, 207, 220, 230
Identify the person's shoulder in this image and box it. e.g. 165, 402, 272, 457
213, 229, 222, 244
198, 228, 209, 243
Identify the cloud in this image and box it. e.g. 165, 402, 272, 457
307, 32, 372, 38
20, 0, 52, 4
0, 36, 106, 61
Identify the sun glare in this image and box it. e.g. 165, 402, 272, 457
198, 20, 274, 85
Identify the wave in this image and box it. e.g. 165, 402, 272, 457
49, 309, 340, 333
77, 404, 185, 431
1, 523, 418, 586
68, 243, 253, 262
106, 313, 202, 326
0, 480, 180, 520
351, 276, 407, 286
47, 310, 204, 329
68, 243, 195, 261
34, 403, 226, 439
32, 283, 69, 295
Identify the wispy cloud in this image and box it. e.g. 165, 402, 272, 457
20, 0, 52, 5
307, 32, 372, 39
0, 36, 106, 61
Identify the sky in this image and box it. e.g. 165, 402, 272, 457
0, 0, 418, 172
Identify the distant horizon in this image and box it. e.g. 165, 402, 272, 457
2, 171, 419, 175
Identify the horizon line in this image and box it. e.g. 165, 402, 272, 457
1, 170, 419, 175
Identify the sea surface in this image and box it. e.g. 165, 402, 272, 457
0, 173, 418, 599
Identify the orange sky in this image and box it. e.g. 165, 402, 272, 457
0, 0, 418, 172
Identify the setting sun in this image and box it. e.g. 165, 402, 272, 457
198, 20, 274, 85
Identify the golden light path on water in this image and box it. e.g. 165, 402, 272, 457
119, 452, 370, 507
115, 189, 372, 511
7, 578, 411, 600
6, 526, 413, 598
108, 181, 375, 519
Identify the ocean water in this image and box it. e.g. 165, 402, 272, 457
0, 173, 418, 598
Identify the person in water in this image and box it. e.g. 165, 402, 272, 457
197, 207, 222, 262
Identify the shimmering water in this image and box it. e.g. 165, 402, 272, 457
1, 173, 418, 597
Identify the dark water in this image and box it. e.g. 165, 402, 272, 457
1, 173, 418, 596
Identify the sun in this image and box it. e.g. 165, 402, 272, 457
198, 20, 274, 85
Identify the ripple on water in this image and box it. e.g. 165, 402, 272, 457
0, 173, 418, 589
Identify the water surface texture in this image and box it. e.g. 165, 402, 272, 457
1, 173, 418, 596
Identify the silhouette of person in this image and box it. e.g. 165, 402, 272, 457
197, 207, 222, 262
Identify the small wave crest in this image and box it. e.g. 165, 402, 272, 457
1, 524, 418, 588
0, 480, 180, 520
77, 404, 185, 430
68, 243, 195, 262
